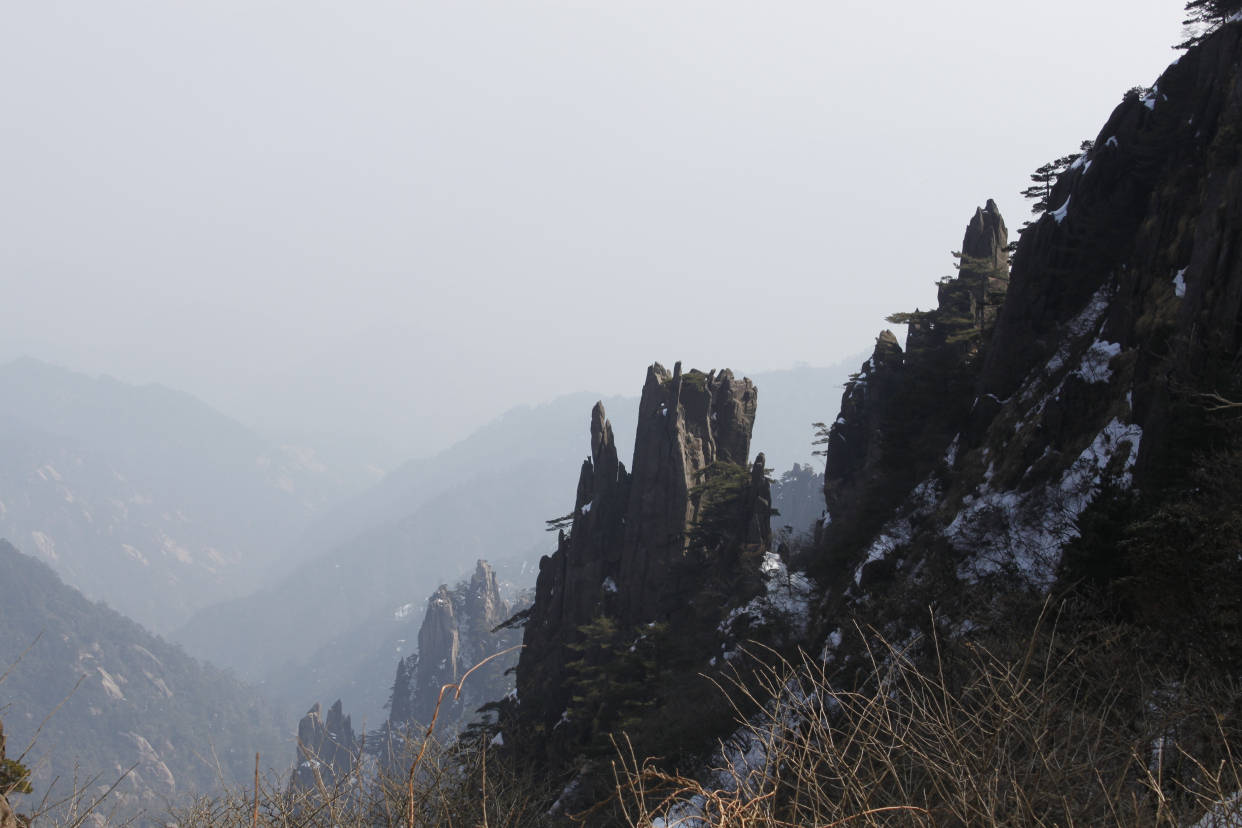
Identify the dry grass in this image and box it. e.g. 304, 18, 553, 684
10, 614, 1242, 826
162, 727, 546, 828
607, 611, 1242, 827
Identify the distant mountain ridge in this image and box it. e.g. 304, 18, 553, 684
0, 358, 369, 630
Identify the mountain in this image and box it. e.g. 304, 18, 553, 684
175, 366, 849, 725
382, 560, 525, 743
274, 359, 852, 573
0, 358, 368, 631
0, 540, 287, 823
508, 365, 775, 781
793, 19, 1242, 700
489, 19, 1242, 817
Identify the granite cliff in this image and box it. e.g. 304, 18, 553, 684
810, 22, 1242, 668
509, 362, 775, 780
487, 21, 1242, 820
384, 560, 521, 742
288, 700, 358, 795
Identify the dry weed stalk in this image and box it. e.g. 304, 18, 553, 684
609, 616, 1242, 827
404, 644, 522, 827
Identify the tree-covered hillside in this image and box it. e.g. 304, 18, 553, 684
0, 540, 287, 822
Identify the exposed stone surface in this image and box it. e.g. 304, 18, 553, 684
514, 362, 770, 755
411, 585, 460, 722
817, 201, 1010, 589
384, 560, 521, 742
121, 731, 175, 800
288, 700, 358, 794
808, 22, 1242, 693
0, 540, 285, 823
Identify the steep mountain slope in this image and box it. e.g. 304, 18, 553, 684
812, 21, 1242, 658
0, 541, 286, 821
491, 22, 1242, 816
0, 358, 363, 630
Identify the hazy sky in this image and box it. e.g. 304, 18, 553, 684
1, 1, 1187, 460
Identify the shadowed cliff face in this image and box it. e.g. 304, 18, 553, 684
811, 22, 1242, 674
513, 361, 771, 759
818, 200, 1010, 588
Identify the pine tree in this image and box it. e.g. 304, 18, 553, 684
1180, 0, 1242, 48
1020, 141, 1092, 216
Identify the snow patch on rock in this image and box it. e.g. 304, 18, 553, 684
949, 417, 1142, 588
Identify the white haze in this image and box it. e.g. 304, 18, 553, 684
1, 1, 1185, 462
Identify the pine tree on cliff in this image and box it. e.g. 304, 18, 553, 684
1020, 141, 1093, 216
1180, 0, 1242, 47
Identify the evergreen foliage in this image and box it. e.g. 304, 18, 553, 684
1180, 0, 1242, 47
686, 461, 755, 555
0, 758, 31, 796
1020, 141, 1093, 216
564, 616, 669, 757
810, 422, 831, 459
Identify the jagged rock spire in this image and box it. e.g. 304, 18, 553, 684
962, 198, 1009, 273
821, 202, 1009, 591
515, 363, 768, 753
385, 560, 516, 737
289, 699, 358, 795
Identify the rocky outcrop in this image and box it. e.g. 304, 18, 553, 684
385, 560, 521, 740
513, 362, 771, 758
809, 22, 1242, 687
120, 732, 175, 801
410, 585, 460, 722
818, 202, 1010, 587
288, 700, 358, 794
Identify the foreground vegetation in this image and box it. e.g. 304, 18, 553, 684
8, 597, 1239, 827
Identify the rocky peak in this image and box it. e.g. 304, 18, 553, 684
819, 203, 1010, 586
514, 362, 770, 758
462, 560, 506, 638
620, 362, 759, 617
962, 198, 1009, 272
407, 585, 460, 724
384, 560, 521, 739
289, 699, 358, 794
809, 22, 1242, 700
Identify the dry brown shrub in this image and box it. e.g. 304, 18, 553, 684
608, 611, 1242, 828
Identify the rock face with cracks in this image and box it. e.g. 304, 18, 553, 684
384, 559, 519, 738
513, 361, 771, 759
